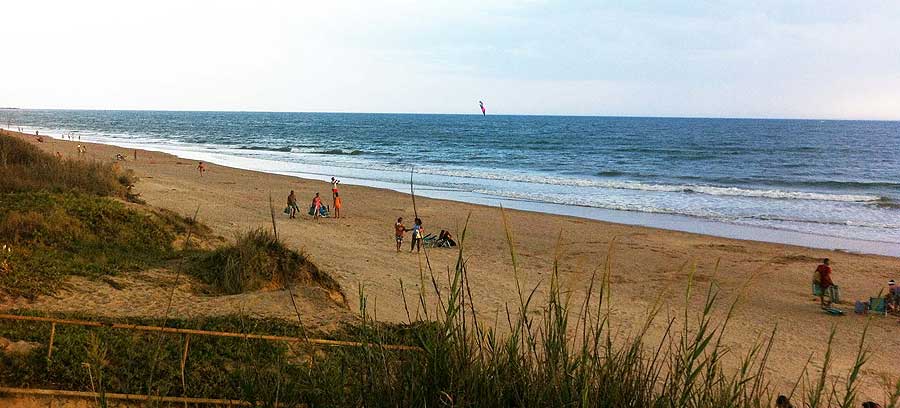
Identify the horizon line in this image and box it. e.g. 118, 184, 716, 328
3, 106, 899, 122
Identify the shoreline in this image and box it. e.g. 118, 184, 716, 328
14, 124, 900, 258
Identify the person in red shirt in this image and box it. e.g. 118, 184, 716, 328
815, 258, 834, 308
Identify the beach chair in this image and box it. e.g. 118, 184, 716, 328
307, 205, 330, 217
869, 297, 887, 316
422, 233, 438, 248
812, 283, 840, 302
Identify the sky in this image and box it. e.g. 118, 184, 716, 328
1, 0, 899, 119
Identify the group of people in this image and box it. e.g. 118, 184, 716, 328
394, 217, 455, 253
395, 217, 424, 252
812, 258, 900, 316
61, 132, 80, 141
285, 177, 343, 220
276, 176, 458, 254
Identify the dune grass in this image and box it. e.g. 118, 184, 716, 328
0, 192, 196, 299
187, 228, 342, 298
3, 223, 898, 407
0, 131, 134, 198
0, 132, 205, 299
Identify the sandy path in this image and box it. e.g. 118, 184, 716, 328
5, 130, 899, 399
5, 269, 352, 332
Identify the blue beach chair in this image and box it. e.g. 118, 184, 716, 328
869, 297, 887, 316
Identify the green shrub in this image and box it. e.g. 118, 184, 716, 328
0, 133, 133, 197
0, 192, 183, 298
189, 229, 341, 297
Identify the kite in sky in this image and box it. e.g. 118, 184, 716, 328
479, 101, 486, 116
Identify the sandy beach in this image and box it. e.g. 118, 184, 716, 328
4, 130, 899, 399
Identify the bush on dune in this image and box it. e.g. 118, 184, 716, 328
189, 229, 341, 298
0, 193, 184, 299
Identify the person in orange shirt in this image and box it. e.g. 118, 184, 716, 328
333, 192, 343, 218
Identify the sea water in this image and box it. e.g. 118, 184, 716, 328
6, 110, 900, 256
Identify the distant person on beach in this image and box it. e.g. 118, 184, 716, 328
395, 217, 409, 252
438, 230, 456, 247
312, 192, 323, 220
814, 258, 834, 308
776, 395, 793, 408
886, 279, 899, 313
197, 162, 206, 176
333, 192, 342, 218
287, 190, 299, 219
410, 218, 424, 253
134, 150, 137, 161
331, 177, 340, 199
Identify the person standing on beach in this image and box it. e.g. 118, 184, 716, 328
815, 258, 834, 308
287, 190, 299, 219
331, 177, 340, 199
312, 192, 323, 220
197, 162, 206, 176
410, 218, 424, 253
333, 192, 342, 218
395, 217, 409, 252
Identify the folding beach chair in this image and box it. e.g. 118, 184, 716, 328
869, 297, 887, 316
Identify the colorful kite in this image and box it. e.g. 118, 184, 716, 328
479, 101, 486, 116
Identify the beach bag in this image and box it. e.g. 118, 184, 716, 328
283, 206, 291, 215
812, 283, 823, 297
830, 285, 841, 303
854, 301, 866, 314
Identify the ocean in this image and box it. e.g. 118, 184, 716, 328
6, 109, 900, 256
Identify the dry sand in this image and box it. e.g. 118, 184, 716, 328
4, 130, 899, 400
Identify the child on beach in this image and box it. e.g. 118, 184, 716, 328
331, 177, 340, 199
333, 192, 342, 218
312, 193, 323, 220
287, 190, 299, 219
886, 279, 899, 314
395, 217, 410, 252
410, 218, 424, 253
197, 162, 206, 176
